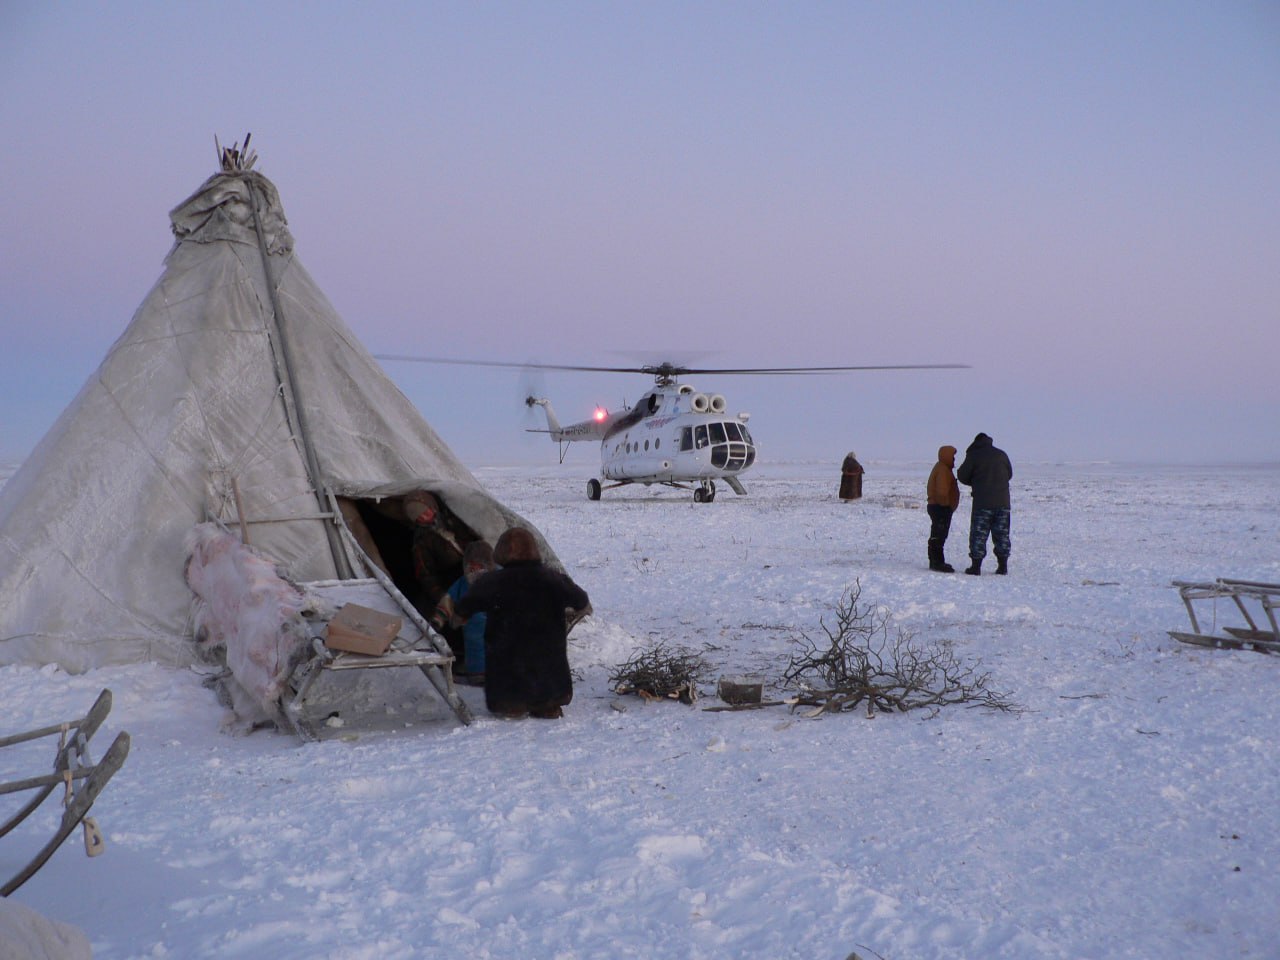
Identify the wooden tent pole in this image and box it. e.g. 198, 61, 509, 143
243, 174, 353, 579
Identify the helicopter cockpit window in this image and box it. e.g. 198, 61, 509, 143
709, 422, 727, 445
739, 423, 753, 444
680, 428, 693, 451
694, 425, 709, 449
724, 422, 742, 442
646, 394, 660, 413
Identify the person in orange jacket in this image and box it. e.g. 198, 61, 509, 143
926, 445, 961, 572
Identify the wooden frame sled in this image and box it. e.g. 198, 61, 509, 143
281, 526, 474, 742
1169, 579, 1280, 654
199, 482, 475, 741
1, 689, 131, 896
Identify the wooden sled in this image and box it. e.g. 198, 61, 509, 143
1, 689, 131, 896
281, 526, 474, 741
1169, 579, 1280, 654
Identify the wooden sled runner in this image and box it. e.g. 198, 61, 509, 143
1, 689, 131, 896
1169, 579, 1280, 654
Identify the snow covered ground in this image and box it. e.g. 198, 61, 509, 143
2, 460, 1278, 959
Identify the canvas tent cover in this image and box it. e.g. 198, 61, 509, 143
0, 165, 551, 672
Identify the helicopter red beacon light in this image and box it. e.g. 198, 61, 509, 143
374, 356, 968, 503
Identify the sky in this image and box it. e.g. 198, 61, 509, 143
1, 1, 1277, 467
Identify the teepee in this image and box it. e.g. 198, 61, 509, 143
0, 142, 551, 672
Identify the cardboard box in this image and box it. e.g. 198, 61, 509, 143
324, 603, 403, 656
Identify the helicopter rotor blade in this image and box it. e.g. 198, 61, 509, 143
671, 364, 970, 374
374, 355, 654, 375
375, 355, 969, 376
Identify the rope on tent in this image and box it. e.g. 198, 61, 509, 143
230, 476, 251, 545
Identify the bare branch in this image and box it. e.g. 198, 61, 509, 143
784, 581, 1020, 715
609, 642, 709, 704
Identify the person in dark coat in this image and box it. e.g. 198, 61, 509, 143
405, 490, 476, 656
455, 527, 590, 719
956, 432, 1013, 575
838, 451, 864, 500
926, 444, 960, 572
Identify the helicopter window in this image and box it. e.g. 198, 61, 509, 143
739, 423, 753, 445
694, 425, 708, 449
647, 394, 659, 413
724, 422, 742, 442
709, 422, 727, 444
654, 438, 660, 449
644, 440, 650, 451
680, 428, 693, 451
711, 445, 729, 468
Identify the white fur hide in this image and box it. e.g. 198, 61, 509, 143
184, 524, 326, 732
0, 898, 92, 960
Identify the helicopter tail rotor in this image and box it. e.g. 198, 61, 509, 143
518, 366, 547, 426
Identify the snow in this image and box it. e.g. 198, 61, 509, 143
2, 460, 1278, 959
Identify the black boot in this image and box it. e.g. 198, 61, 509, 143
996, 557, 1008, 575
928, 539, 954, 573
965, 558, 982, 576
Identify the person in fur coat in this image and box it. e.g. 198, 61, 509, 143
456, 527, 590, 719
926, 445, 961, 572
838, 451, 865, 500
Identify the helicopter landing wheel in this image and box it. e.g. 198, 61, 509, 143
694, 481, 716, 503
587, 478, 602, 501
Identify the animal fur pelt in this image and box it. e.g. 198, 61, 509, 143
184, 523, 330, 733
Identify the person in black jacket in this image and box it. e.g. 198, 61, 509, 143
455, 527, 590, 719
956, 432, 1013, 576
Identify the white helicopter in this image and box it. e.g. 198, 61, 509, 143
377, 357, 966, 502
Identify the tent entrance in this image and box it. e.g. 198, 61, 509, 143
337, 494, 481, 649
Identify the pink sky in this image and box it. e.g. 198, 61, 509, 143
1, 2, 1276, 465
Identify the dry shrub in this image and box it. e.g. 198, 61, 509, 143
609, 642, 708, 704
784, 581, 1018, 716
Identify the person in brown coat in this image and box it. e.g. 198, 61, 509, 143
926, 445, 961, 572
838, 452, 864, 500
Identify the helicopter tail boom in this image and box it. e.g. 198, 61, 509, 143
525, 397, 610, 442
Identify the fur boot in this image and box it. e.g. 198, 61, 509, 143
928, 539, 954, 573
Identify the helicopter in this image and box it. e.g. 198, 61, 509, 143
375, 356, 967, 502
